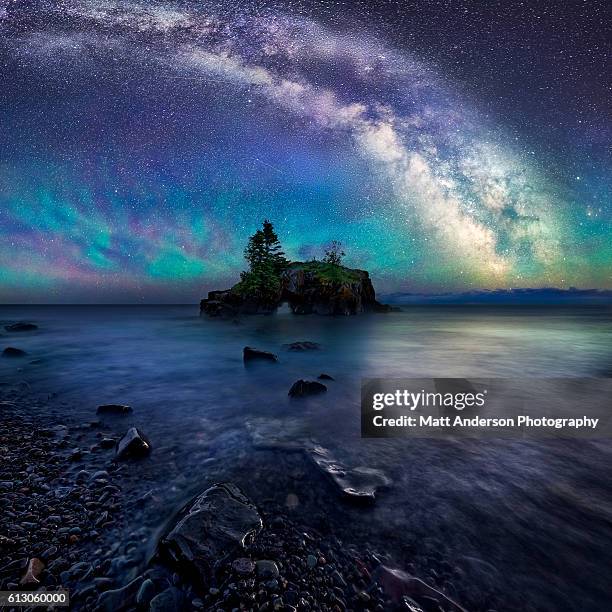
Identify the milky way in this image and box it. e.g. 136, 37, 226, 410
0, 0, 609, 301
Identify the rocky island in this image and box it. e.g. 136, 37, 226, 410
201, 222, 391, 317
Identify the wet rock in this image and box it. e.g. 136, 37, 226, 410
374, 566, 468, 612
256, 559, 280, 578
233, 557, 256, 575
308, 446, 391, 505
4, 322, 38, 332
243, 346, 278, 363
283, 341, 321, 351
20, 557, 45, 585
2, 347, 27, 358
115, 427, 151, 459
99, 437, 116, 449
288, 379, 327, 397
96, 575, 144, 612
149, 587, 184, 612
97, 404, 132, 415
136, 578, 156, 607
318, 373, 335, 380
160, 482, 262, 583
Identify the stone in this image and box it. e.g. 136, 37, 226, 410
20, 557, 45, 585
282, 341, 321, 351
308, 446, 391, 505
136, 578, 156, 607
243, 346, 278, 363
160, 482, 262, 583
306, 555, 317, 569
2, 347, 27, 358
115, 427, 151, 459
232, 557, 256, 575
100, 437, 116, 449
318, 373, 335, 380
256, 559, 280, 578
288, 380, 327, 397
4, 322, 38, 331
374, 566, 468, 612
97, 404, 132, 415
96, 576, 144, 612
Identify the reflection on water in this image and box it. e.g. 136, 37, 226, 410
1, 305, 611, 611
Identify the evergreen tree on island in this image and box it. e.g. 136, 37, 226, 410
238, 220, 288, 301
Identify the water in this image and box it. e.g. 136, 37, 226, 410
1, 304, 611, 611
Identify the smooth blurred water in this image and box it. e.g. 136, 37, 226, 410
1, 305, 611, 611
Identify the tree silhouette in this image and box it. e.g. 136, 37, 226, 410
239, 220, 287, 300
323, 240, 345, 266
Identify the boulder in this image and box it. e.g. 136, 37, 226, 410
159, 482, 262, 584
288, 379, 327, 397
282, 341, 321, 351
97, 404, 132, 415
2, 347, 27, 358
243, 346, 278, 363
4, 322, 38, 331
318, 373, 335, 380
115, 427, 151, 459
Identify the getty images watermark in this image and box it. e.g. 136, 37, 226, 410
361, 378, 612, 438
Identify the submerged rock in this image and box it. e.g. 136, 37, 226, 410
308, 446, 391, 505
160, 482, 262, 583
243, 346, 278, 363
288, 379, 327, 397
115, 427, 151, 459
282, 341, 321, 351
374, 565, 468, 612
97, 404, 132, 415
246, 418, 311, 451
4, 322, 38, 331
318, 373, 335, 380
2, 347, 27, 358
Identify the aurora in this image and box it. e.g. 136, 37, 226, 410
0, 0, 609, 302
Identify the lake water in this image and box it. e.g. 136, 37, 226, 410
1, 304, 611, 611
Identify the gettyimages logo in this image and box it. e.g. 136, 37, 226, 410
361, 378, 612, 438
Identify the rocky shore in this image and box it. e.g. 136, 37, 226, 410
0, 382, 478, 612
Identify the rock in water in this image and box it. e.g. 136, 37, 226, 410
115, 427, 151, 459
318, 373, 335, 380
243, 346, 278, 363
4, 322, 38, 331
200, 261, 391, 316
282, 341, 321, 351
97, 403, 133, 415
374, 566, 468, 612
2, 347, 27, 358
288, 379, 327, 397
20, 557, 45, 585
308, 446, 391, 505
160, 482, 262, 583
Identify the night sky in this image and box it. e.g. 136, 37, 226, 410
1, 0, 610, 302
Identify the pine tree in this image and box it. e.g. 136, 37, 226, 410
262, 219, 289, 274
239, 221, 287, 300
